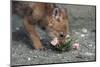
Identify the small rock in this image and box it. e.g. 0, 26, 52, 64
81, 34, 85, 37
88, 44, 93, 47
72, 50, 79, 54
18, 44, 21, 47
16, 27, 20, 30
76, 54, 85, 59
29, 51, 33, 54
57, 54, 60, 56
28, 57, 31, 61
93, 46, 95, 49
84, 52, 94, 56
75, 31, 80, 35
48, 49, 52, 52
82, 28, 88, 33
33, 56, 38, 58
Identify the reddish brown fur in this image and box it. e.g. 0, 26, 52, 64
13, 2, 69, 49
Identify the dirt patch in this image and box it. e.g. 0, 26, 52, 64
11, 4, 96, 66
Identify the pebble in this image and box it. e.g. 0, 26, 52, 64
84, 52, 94, 56
88, 44, 93, 47
81, 34, 85, 37
12, 53, 17, 57
57, 54, 60, 56
33, 56, 38, 58
93, 46, 95, 49
18, 44, 21, 47
28, 57, 31, 61
16, 27, 20, 30
72, 51, 78, 55
29, 51, 33, 54
82, 28, 88, 33
75, 31, 80, 35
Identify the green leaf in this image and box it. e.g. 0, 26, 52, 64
56, 37, 73, 52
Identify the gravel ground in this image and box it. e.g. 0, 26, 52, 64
11, 3, 96, 66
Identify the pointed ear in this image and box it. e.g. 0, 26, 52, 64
61, 8, 68, 19
52, 8, 60, 19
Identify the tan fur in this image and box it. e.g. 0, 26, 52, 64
14, 2, 69, 49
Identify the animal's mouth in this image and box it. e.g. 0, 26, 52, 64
50, 37, 59, 46
50, 37, 64, 46
47, 31, 65, 46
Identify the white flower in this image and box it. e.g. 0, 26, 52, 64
66, 34, 70, 38
51, 38, 58, 46
72, 42, 80, 50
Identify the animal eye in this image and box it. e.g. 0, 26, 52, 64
41, 27, 46, 30
60, 34, 64, 37
60, 32, 64, 37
